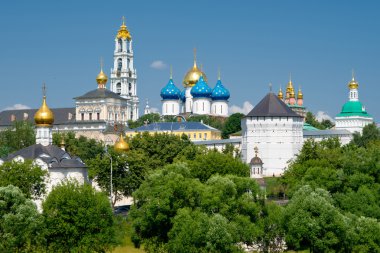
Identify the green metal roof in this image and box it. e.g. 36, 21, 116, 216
336, 101, 372, 118
303, 123, 319, 131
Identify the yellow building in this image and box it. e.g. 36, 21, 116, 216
125, 122, 221, 141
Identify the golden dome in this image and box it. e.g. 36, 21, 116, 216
297, 88, 303, 99
34, 96, 54, 126
278, 87, 283, 99
96, 69, 108, 87
114, 133, 129, 152
286, 80, 294, 94
116, 17, 131, 41
183, 62, 207, 87
348, 77, 359, 90
289, 89, 295, 98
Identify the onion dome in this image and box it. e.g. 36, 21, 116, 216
348, 76, 359, 90
160, 78, 181, 100
278, 87, 283, 99
114, 133, 129, 152
250, 147, 263, 165
183, 50, 207, 87
180, 89, 186, 102
289, 89, 295, 98
190, 75, 212, 98
297, 88, 303, 99
34, 95, 54, 126
116, 17, 132, 41
96, 68, 108, 89
211, 79, 230, 100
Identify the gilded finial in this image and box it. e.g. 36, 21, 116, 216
193, 48, 197, 67
278, 86, 284, 99
122, 16, 126, 26
289, 72, 292, 83
218, 67, 221, 80
96, 57, 108, 87
170, 65, 173, 79
352, 69, 355, 81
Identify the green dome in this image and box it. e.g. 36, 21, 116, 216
336, 101, 371, 118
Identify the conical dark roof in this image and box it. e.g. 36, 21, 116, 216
246, 93, 301, 117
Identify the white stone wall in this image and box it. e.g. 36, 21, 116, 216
211, 101, 229, 117
335, 116, 373, 133
241, 116, 303, 176
162, 100, 180, 116
36, 127, 52, 146
193, 98, 211, 115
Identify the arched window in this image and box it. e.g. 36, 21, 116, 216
128, 83, 132, 96
117, 58, 122, 71
127, 58, 130, 69
116, 83, 121, 95
118, 39, 122, 52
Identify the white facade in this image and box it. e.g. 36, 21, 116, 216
241, 116, 303, 176
110, 22, 139, 120
162, 100, 180, 116
211, 101, 229, 117
192, 98, 211, 115
335, 116, 374, 134
35, 126, 52, 146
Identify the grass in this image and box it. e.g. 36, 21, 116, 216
112, 221, 145, 253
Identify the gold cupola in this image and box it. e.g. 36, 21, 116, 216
34, 87, 54, 127
116, 16, 132, 41
96, 60, 108, 89
289, 89, 295, 98
348, 76, 359, 90
278, 87, 283, 99
297, 87, 303, 99
183, 49, 207, 87
114, 133, 129, 152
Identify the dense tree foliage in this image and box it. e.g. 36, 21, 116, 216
222, 113, 244, 138
351, 122, 380, 147
0, 160, 47, 198
128, 113, 162, 129
130, 163, 283, 253
0, 185, 44, 252
43, 181, 125, 252
305, 111, 334, 130
0, 121, 35, 157
53, 132, 105, 162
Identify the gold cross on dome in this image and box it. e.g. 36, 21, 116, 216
254, 146, 258, 156
42, 83, 46, 97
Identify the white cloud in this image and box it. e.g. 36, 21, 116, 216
150, 107, 159, 113
3, 104, 31, 111
315, 111, 334, 122
229, 101, 254, 115
150, 60, 167, 70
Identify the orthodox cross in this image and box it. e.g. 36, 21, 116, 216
254, 146, 258, 157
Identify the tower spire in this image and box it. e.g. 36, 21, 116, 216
218, 67, 221, 80
170, 65, 173, 79
269, 82, 272, 92
352, 69, 355, 81
122, 16, 126, 26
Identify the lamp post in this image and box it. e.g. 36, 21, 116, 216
104, 147, 113, 207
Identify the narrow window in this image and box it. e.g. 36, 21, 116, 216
81, 113, 84, 121
89, 113, 92, 121
97, 113, 100, 120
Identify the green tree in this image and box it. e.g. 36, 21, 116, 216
128, 113, 161, 129
0, 185, 45, 252
130, 163, 263, 253
189, 150, 249, 182
87, 148, 149, 206
283, 185, 348, 252
0, 160, 47, 198
222, 113, 244, 138
351, 123, 380, 147
0, 121, 35, 157
53, 132, 105, 162
43, 181, 124, 252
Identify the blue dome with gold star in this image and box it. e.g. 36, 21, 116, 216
190, 76, 212, 98
160, 78, 181, 100
211, 79, 230, 100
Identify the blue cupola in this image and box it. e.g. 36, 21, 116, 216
211, 79, 230, 100
190, 75, 212, 98
160, 78, 181, 100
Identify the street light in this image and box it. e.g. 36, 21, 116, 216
106, 132, 129, 208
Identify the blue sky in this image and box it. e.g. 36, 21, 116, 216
0, 0, 379, 121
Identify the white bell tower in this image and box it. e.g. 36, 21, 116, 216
110, 17, 139, 120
